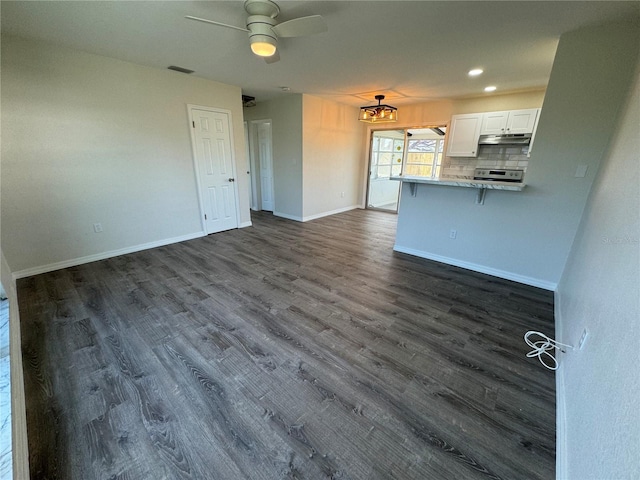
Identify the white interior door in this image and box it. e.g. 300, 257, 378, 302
190, 106, 239, 234
256, 121, 274, 211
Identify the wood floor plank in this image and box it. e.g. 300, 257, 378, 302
19, 209, 556, 479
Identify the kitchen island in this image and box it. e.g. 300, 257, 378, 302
389, 173, 559, 290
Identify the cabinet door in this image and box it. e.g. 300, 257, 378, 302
480, 111, 509, 135
506, 109, 539, 134
446, 114, 482, 157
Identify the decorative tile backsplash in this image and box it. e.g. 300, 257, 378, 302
441, 145, 530, 179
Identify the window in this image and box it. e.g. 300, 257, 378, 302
404, 135, 445, 178
366, 127, 446, 212
371, 135, 404, 179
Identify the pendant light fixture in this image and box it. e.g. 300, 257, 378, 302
359, 95, 398, 123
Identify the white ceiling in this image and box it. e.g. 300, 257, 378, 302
2, 1, 639, 106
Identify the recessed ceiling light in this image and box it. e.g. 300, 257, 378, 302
484, 86, 497, 92
468, 68, 483, 76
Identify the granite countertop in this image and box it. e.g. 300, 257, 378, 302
390, 175, 526, 191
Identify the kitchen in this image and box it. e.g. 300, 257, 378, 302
359, 20, 636, 292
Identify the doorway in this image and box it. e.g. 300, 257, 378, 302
248, 119, 275, 212
366, 126, 448, 212
366, 130, 405, 212
243, 121, 253, 210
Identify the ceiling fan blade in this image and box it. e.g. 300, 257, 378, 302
271, 15, 327, 38
264, 50, 280, 64
185, 15, 248, 33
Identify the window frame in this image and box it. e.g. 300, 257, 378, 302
403, 136, 446, 179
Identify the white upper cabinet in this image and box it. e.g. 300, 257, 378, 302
480, 109, 539, 135
446, 113, 483, 157
480, 111, 510, 135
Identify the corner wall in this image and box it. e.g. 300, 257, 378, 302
1, 36, 251, 275
302, 95, 366, 220
555, 61, 639, 480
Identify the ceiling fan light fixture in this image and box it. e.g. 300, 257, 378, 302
186, 0, 327, 64
250, 37, 277, 56
359, 95, 398, 123
247, 14, 278, 57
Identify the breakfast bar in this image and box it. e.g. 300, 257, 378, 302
390, 175, 526, 204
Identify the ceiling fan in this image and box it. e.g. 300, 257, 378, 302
186, 0, 328, 64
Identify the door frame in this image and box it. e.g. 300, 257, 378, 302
249, 118, 275, 212
365, 128, 407, 213
243, 121, 255, 210
187, 104, 241, 234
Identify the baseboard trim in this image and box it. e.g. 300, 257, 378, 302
239, 221, 253, 228
393, 245, 557, 291
12, 231, 206, 280
302, 205, 360, 222
273, 211, 303, 222
273, 206, 361, 223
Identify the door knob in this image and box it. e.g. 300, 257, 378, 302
228, 178, 235, 182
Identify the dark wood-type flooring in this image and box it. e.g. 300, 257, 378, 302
18, 209, 556, 479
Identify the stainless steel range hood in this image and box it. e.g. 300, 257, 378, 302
478, 133, 532, 145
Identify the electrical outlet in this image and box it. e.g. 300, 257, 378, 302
578, 328, 589, 350
449, 229, 457, 239
93, 223, 103, 233
341, 191, 345, 198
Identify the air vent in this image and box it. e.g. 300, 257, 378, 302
167, 65, 194, 74
242, 95, 257, 108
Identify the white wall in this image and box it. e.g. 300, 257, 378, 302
372, 90, 545, 133
302, 95, 366, 219
452, 89, 546, 115
555, 64, 639, 480
1, 36, 251, 275
243, 96, 304, 219
393, 20, 639, 289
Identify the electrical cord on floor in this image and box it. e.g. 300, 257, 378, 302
524, 331, 574, 371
